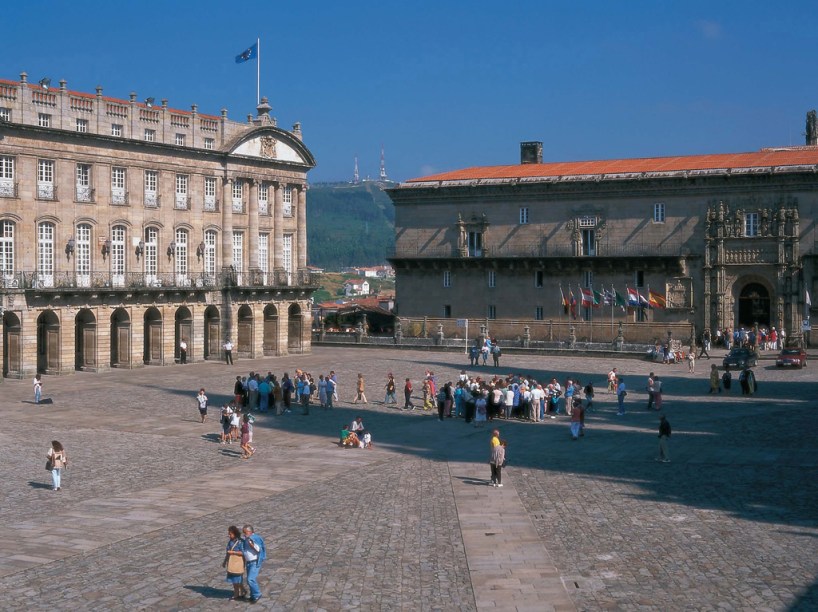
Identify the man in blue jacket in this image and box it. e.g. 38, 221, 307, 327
242, 525, 266, 603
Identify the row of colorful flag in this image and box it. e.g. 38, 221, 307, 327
559, 285, 666, 317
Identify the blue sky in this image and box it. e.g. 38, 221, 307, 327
3, 1, 816, 182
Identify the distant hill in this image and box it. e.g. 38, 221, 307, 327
306, 181, 396, 270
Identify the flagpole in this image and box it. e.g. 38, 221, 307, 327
611, 283, 614, 336
256, 37, 260, 104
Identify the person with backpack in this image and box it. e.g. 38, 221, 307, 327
241, 525, 266, 603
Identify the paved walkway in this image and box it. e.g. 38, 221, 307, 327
0, 346, 815, 610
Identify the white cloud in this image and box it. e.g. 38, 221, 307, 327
696, 19, 723, 40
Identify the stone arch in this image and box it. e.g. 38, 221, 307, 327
110, 308, 131, 368
143, 307, 163, 365
36, 310, 60, 373
2, 311, 22, 378
263, 304, 278, 356
75, 308, 97, 371
736, 281, 772, 329
175, 306, 193, 363
288, 303, 302, 353
204, 305, 220, 360
237, 304, 254, 357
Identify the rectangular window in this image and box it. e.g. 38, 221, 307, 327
0, 108, 10, 122
258, 182, 269, 215
744, 212, 759, 237
488, 269, 496, 288
232, 231, 244, 284
175, 133, 186, 146
0, 156, 14, 199
111, 225, 125, 286
443, 270, 451, 287
583, 270, 593, 288
282, 233, 293, 284
519, 207, 529, 224
204, 137, 214, 150
76, 224, 91, 286
37, 160, 55, 200
204, 230, 217, 279
653, 202, 666, 223
175, 174, 188, 209
488, 305, 496, 320
111, 124, 122, 137
634, 270, 645, 288
534, 270, 544, 288
283, 185, 293, 216
144, 170, 158, 207
204, 177, 217, 211
76, 118, 88, 133
581, 229, 595, 256
38, 113, 51, 128
111, 166, 127, 205
175, 229, 188, 283
0, 220, 14, 280
144, 128, 155, 142
38, 223, 55, 287
232, 179, 243, 212
578, 216, 596, 228
467, 231, 482, 257
144, 227, 158, 283
76, 164, 93, 202
443, 305, 451, 318
535, 306, 544, 320
258, 233, 269, 278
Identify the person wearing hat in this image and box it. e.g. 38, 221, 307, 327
489, 429, 506, 487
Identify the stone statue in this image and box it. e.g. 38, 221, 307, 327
807, 109, 818, 146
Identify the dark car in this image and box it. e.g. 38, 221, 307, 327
776, 347, 808, 368
723, 347, 758, 369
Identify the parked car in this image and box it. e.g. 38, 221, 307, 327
775, 347, 808, 368
723, 347, 758, 369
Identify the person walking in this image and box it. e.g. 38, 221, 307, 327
33, 374, 43, 404
223, 339, 234, 365
223, 525, 246, 601
240, 414, 255, 459
709, 364, 721, 393
384, 374, 397, 405
688, 350, 695, 373
489, 429, 506, 487
570, 397, 584, 440
616, 377, 627, 416
653, 375, 663, 411
325, 374, 335, 410
657, 414, 671, 462
46, 440, 67, 491
698, 329, 711, 359
403, 378, 414, 410
179, 338, 188, 364
353, 373, 368, 404
491, 343, 501, 367
196, 388, 209, 423
646, 372, 655, 410
242, 525, 266, 604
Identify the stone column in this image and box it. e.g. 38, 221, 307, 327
248, 179, 259, 275
273, 182, 284, 278
221, 178, 234, 272
296, 185, 307, 269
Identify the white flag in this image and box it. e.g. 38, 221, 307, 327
807, 290, 812, 307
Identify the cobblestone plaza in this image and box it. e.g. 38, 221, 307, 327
0, 346, 816, 611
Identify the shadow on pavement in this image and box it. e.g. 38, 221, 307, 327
183, 585, 233, 600
27, 481, 52, 490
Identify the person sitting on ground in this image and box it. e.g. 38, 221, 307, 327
350, 416, 365, 434
361, 431, 373, 449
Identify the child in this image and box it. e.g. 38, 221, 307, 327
688, 350, 695, 373
362, 431, 372, 449
196, 388, 208, 423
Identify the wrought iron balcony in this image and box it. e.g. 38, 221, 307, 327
75, 186, 96, 203
389, 241, 687, 259
111, 189, 129, 206
0, 179, 18, 199
174, 194, 191, 210
36, 183, 57, 201
203, 196, 219, 212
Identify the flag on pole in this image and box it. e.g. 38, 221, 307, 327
569, 289, 578, 319
235, 42, 258, 63
614, 288, 627, 311
807, 289, 813, 307
626, 287, 639, 306
580, 287, 595, 308
648, 290, 667, 309
593, 289, 604, 308
559, 286, 569, 314
603, 289, 614, 306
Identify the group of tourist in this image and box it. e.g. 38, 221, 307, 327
708, 364, 757, 395
224, 369, 341, 415
706, 326, 785, 351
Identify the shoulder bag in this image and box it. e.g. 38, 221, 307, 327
226, 541, 245, 575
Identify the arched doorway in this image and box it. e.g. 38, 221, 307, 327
37, 310, 60, 373
288, 303, 302, 353
175, 306, 193, 363
3, 311, 22, 378
263, 304, 278, 356
75, 309, 97, 370
143, 307, 162, 365
738, 283, 771, 328
110, 308, 131, 368
204, 306, 220, 360
237, 305, 253, 357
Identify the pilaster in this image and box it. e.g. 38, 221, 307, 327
296, 185, 307, 269
221, 178, 234, 271
248, 179, 259, 271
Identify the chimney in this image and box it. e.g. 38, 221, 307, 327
520, 141, 543, 164
807, 110, 818, 147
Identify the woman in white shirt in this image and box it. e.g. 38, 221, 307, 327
46, 440, 67, 491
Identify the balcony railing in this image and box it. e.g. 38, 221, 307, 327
389, 241, 687, 259
204, 196, 218, 212
2, 269, 320, 291
144, 191, 159, 208
75, 186, 95, 203
111, 189, 128, 206
0, 179, 18, 198
36, 183, 57, 201
174, 194, 190, 210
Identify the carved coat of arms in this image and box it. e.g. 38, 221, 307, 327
259, 136, 277, 159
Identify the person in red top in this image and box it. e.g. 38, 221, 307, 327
403, 378, 414, 410
570, 397, 584, 440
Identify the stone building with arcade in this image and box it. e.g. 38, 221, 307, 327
388, 135, 818, 346
0, 72, 316, 378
